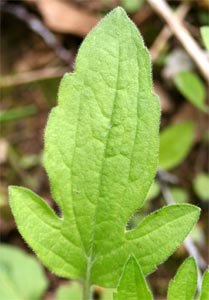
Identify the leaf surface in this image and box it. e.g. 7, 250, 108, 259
167, 257, 197, 300
9, 7, 199, 289
126, 204, 199, 275
159, 122, 195, 170
114, 256, 153, 300
199, 269, 209, 300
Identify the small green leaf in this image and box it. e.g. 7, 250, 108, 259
167, 257, 198, 300
174, 71, 207, 112
193, 173, 209, 202
159, 122, 195, 170
121, 0, 144, 13
0, 244, 48, 300
56, 282, 82, 300
114, 256, 153, 300
199, 269, 209, 300
169, 187, 189, 203
200, 26, 209, 51
146, 181, 160, 201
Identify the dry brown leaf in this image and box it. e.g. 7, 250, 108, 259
32, 0, 100, 37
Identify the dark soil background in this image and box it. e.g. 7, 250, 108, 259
0, 1, 208, 299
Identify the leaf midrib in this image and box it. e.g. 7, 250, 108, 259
86, 30, 122, 283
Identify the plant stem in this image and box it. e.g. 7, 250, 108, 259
83, 279, 91, 300
83, 257, 92, 300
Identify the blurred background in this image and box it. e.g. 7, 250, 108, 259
0, 0, 209, 299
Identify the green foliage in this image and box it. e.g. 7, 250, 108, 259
56, 282, 82, 300
114, 256, 153, 300
199, 269, 209, 300
193, 173, 209, 202
169, 187, 188, 203
0, 244, 48, 300
167, 257, 198, 300
0, 105, 37, 123
200, 26, 209, 51
159, 122, 195, 170
120, 0, 144, 13
174, 71, 207, 112
9, 7, 200, 298
146, 181, 160, 201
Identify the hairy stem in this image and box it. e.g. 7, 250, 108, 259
83, 279, 92, 300
83, 257, 92, 300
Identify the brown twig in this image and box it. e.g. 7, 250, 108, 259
0, 67, 69, 88
150, 2, 190, 61
147, 0, 209, 82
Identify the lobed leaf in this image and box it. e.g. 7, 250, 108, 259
159, 122, 195, 170
167, 257, 197, 300
114, 256, 153, 300
9, 7, 200, 290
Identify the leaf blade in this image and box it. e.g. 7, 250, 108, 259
126, 204, 200, 275
9, 186, 86, 279
114, 256, 153, 300
167, 257, 198, 300
43, 7, 160, 287
199, 269, 209, 300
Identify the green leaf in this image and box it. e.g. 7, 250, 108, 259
114, 256, 153, 300
159, 122, 195, 170
9, 7, 159, 287
56, 282, 82, 300
174, 71, 207, 112
167, 257, 198, 300
200, 26, 209, 51
146, 181, 160, 201
9, 7, 200, 292
121, 0, 144, 13
0, 244, 48, 300
193, 173, 209, 202
169, 187, 189, 203
0, 105, 37, 123
199, 269, 209, 300
126, 204, 199, 275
